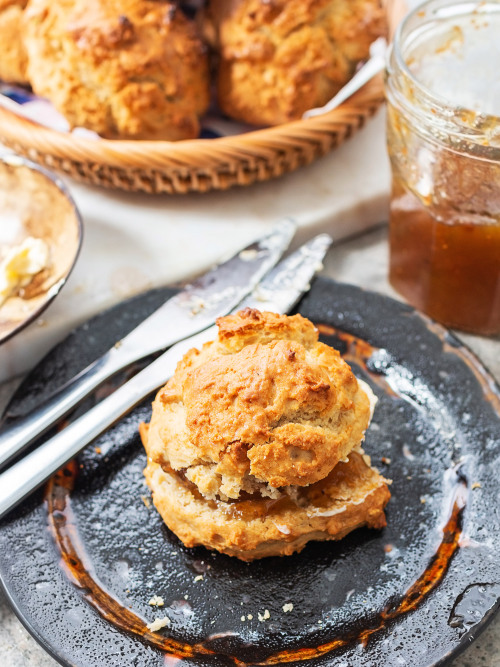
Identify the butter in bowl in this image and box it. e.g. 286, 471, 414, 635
0, 154, 82, 343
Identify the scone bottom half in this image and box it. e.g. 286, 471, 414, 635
140, 309, 391, 560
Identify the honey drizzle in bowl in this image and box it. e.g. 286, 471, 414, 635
44, 325, 469, 665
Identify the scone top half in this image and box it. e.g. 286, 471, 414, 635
143, 309, 372, 501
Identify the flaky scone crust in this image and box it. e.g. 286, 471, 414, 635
143, 449, 390, 561
23, 0, 210, 140
144, 309, 372, 498
205, 0, 386, 125
0, 0, 29, 84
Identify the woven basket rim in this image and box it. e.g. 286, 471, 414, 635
0, 76, 384, 169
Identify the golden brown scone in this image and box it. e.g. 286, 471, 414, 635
23, 0, 210, 140
143, 448, 390, 561
0, 0, 29, 84
205, 0, 386, 125
143, 309, 372, 500
141, 309, 390, 559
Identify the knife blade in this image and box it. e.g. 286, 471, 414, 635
0, 234, 332, 519
0, 220, 295, 469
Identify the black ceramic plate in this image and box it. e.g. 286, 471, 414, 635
1, 278, 499, 667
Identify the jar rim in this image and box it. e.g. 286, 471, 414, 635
389, 0, 500, 155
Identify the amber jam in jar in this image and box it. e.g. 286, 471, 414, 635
385, 0, 500, 335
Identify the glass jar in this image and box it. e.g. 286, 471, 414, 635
385, 0, 500, 335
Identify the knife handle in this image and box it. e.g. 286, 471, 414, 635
0, 361, 155, 519
0, 315, 199, 472
0, 346, 131, 470
0, 325, 216, 520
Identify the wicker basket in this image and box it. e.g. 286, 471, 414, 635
0, 1, 406, 195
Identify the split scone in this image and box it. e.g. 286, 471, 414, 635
204, 0, 386, 126
23, 0, 210, 140
141, 309, 390, 560
0, 0, 29, 84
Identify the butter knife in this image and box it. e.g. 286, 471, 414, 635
0, 234, 332, 519
0, 221, 295, 469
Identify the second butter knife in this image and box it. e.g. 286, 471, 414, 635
0, 234, 332, 519
0, 221, 295, 469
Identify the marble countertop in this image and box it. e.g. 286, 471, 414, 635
1, 225, 499, 666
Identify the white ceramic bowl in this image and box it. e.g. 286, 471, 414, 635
0, 154, 83, 344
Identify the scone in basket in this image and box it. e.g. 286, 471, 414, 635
0, 1, 405, 195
